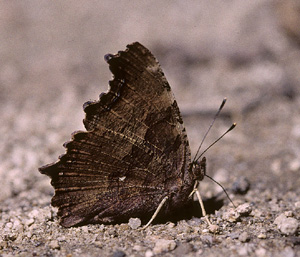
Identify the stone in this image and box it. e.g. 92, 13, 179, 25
128, 218, 141, 230
274, 213, 298, 235
236, 203, 252, 216
239, 232, 249, 242
153, 239, 176, 254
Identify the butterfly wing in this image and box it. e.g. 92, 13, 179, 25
39, 42, 193, 227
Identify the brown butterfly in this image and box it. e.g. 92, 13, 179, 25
39, 42, 235, 228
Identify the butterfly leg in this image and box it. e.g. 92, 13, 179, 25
194, 188, 212, 226
142, 196, 168, 229
190, 183, 219, 233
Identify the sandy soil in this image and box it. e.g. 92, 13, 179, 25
1, 1, 299, 256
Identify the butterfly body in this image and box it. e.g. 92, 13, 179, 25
39, 42, 205, 227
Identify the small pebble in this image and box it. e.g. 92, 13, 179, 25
119, 223, 130, 231
274, 214, 298, 235
5, 222, 13, 229
222, 208, 240, 222
153, 239, 176, 254
173, 243, 193, 256
201, 235, 213, 246
81, 226, 89, 233
289, 158, 300, 171
128, 218, 141, 229
7, 233, 17, 241
237, 246, 248, 256
270, 203, 280, 212
279, 218, 298, 235
28, 209, 40, 219
145, 250, 154, 257
232, 176, 250, 194
284, 211, 293, 217
132, 245, 142, 251
279, 246, 295, 257
49, 240, 60, 250
238, 232, 249, 242
57, 236, 66, 242
12, 219, 21, 230
271, 159, 281, 174
255, 247, 267, 257
228, 232, 239, 240
257, 233, 267, 239
167, 222, 175, 228
295, 201, 300, 209
25, 231, 33, 239
24, 218, 35, 227
236, 203, 252, 216
252, 209, 263, 218
274, 213, 286, 225
111, 250, 126, 257
197, 249, 204, 255
209, 224, 219, 233
104, 228, 117, 238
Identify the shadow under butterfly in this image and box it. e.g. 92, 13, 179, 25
39, 42, 235, 228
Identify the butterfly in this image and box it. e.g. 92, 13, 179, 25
39, 42, 234, 228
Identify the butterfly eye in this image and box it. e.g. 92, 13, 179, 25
191, 160, 206, 181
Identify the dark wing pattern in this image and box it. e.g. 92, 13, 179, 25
39, 42, 193, 227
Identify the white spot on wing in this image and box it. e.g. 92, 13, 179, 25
119, 176, 126, 182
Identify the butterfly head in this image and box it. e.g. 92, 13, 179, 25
191, 157, 206, 181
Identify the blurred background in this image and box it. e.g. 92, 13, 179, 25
1, 0, 300, 207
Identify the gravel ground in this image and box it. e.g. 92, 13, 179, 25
1, 1, 300, 256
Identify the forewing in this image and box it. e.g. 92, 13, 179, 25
39, 42, 191, 227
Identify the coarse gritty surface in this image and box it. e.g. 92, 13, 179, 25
1, 1, 300, 256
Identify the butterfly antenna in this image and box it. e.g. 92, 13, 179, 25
192, 98, 227, 163
196, 123, 236, 162
205, 174, 236, 208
